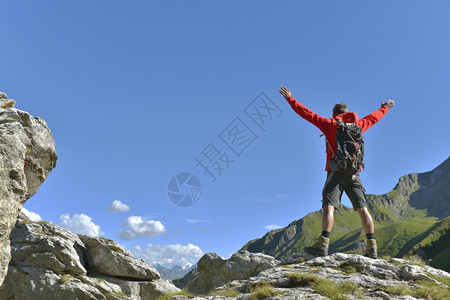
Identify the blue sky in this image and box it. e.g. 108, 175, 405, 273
2, 1, 449, 268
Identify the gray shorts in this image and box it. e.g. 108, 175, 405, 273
322, 171, 367, 211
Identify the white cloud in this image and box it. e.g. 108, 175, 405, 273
21, 207, 42, 222
107, 200, 130, 213
118, 216, 166, 240
59, 213, 105, 237
186, 219, 210, 224
264, 224, 283, 230
132, 243, 203, 269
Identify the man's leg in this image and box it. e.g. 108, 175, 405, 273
356, 207, 374, 234
344, 174, 377, 259
303, 205, 335, 256
304, 173, 341, 257
322, 204, 335, 234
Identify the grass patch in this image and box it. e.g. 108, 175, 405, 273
59, 274, 73, 284
427, 273, 450, 287
415, 280, 450, 300
334, 262, 360, 274
383, 284, 412, 296
379, 255, 391, 261
209, 287, 241, 297
247, 281, 282, 300
286, 273, 363, 300
279, 264, 292, 268
403, 254, 426, 267
309, 267, 321, 273
155, 289, 194, 300
377, 281, 450, 300
339, 281, 362, 295
287, 273, 319, 287
105, 291, 128, 299
35, 221, 50, 225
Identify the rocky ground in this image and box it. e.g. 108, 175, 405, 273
172, 250, 450, 300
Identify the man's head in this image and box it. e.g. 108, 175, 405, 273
333, 103, 348, 117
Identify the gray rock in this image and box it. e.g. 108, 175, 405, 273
79, 235, 160, 280
0, 105, 57, 285
280, 252, 316, 265
0, 214, 178, 299
0, 266, 106, 300
9, 216, 87, 276
105, 276, 181, 300
186, 250, 279, 295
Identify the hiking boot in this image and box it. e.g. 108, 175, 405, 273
364, 239, 377, 259
304, 236, 329, 257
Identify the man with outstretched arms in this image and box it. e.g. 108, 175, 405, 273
279, 86, 395, 259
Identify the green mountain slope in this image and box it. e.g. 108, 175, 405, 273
242, 156, 450, 271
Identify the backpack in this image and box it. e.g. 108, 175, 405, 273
327, 120, 365, 175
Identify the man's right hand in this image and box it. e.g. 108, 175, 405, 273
381, 99, 395, 109
279, 86, 292, 100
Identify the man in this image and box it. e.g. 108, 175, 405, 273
279, 86, 395, 259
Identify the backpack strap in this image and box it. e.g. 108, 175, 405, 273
326, 119, 343, 156
320, 133, 337, 156
326, 139, 336, 156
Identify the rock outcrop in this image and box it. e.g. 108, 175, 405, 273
0, 213, 180, 299
0, 93, 57, 285
178, 251, 450, 299
79, 235, 160, 281
185, 250, 279, 295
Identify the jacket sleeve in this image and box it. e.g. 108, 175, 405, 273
358, 105, 390, 133
285, 96, 333, 132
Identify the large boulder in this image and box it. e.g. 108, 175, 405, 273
0, 94, 57, 285
186, 250, 279, 294
79, 235, 160, 280
9, 213, 87, 276
0, 214, 179, 299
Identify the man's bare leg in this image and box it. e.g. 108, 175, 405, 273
304, 204, 334, 256
357, 207, 377, 258
356, 207, 374, 234
322, 204, 335, 232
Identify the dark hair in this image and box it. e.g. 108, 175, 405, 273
333, 103, 348, 116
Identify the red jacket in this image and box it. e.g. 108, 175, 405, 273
286, 96, 390, 171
